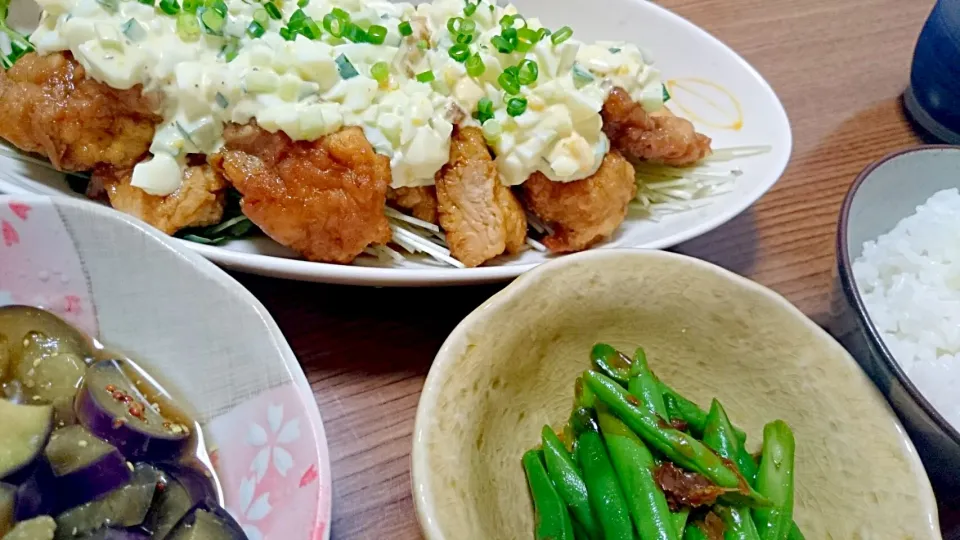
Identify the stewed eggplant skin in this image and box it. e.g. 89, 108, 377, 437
43, 426, 131, 509
165, 503, 246, 540
1, 307, 241, 539
54, 464, 159, 539
0, 400, 54, 483
75, 360, 191, 461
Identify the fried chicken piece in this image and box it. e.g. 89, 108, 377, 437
0, 52, 160, 171
389, 186, 438, 224
435, 126, 527, 267
92, 162, 228, 235
210, 124, 391, 264
601, 87, 711, 166
522, 151, 636, 253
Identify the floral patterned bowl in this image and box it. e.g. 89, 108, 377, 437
0, 195, 332, 540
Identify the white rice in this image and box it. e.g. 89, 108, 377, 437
853, 188, 960, 432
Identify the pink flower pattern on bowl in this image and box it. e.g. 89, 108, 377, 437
0, 195, 331, 540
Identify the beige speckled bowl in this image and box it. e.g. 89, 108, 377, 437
412, 250, 940, 539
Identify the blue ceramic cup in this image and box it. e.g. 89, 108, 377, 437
905, 0, 960, 144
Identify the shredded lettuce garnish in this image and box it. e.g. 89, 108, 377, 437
178, 189, 259, 245
0, 0, 34, 69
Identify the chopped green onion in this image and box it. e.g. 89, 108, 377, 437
459, 18, 476, 34
504, 65, 519, 78
497, 70, 519, 94
264, 2, 281, 20
662, 84, 670, 103
463, 1, 477, 16
516, 27, 539, 52
137, 0, 154, 6
498, 14, 513, 27
415, 70, 434, 83
96, 0, 118, 13
517, 59, 537, 85
335, 53, 358, 79
551, 25, 572, 44
121, 18, 147, 41
506, 96, 526, 116
209, 0, 227, 16
200, 8, 225, 33
158, 0, 179, 15
536, 27, 548, 40
246, 20, 265, 37
288, 8, 307, 29
502, 27, 517, 42
176, 11, 200, 40
446, 16, 462, 34
215, 92, 229, 108
220, 38, 240, 61
322, 13, 343, 37
367, 24, 386, 44
181, 0, 198, 12
398, 20, 412, 36
465, 53, 484, 77
491, 35, 513, 53
301, 18, 321, 39
474, 97, 494, 123
342, 22, 366, 42
331, 7, 349, 21
297, 0, 308, 7
609, 47, 621, 53
416, 39, 428, 50
253, 8, 268, 25
455, 32, 473, 44
279, 26, 294, 40
571, 63, 594, 88
448, 43, 470, 62
370, 61, 389, 84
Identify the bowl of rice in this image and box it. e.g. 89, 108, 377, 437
833, 144, 960, 493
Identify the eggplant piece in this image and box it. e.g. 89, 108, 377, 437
44, 426, 130, 508
0, 400, 54, 482
164, 502, 245, 540
3, 515, 56, 540
0, 483, 13, 537
77, 529, 148, 540
10, 462, 56, 521
54, 464, 159, 539
76, 360, 191, 461
143, 467, 215, 539
0, 307, 95, 365
17, 331, 88, 405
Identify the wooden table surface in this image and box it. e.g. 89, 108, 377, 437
234, 0, 952, 537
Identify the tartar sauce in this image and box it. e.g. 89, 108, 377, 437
30, 0, 664, 195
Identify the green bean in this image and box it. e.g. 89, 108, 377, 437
542, 426, 603, 539
703, 400, 760, 540
663, 394, 686, 427
751, 421, 796, 540
583, 371, 769, 507
523, 449, 575, 540
573, 521, 590, 540
657, 382, 747, 444
682, 523, 709, 540
627, 347, 668, 419
787, 523, 805, 540
672, 508, 690, 537
590, 343, 632, 386
575, 414, 634, 540
597, 411, 678, 540
702, 400, 757, 486
574, 376, 598, 410
715, 505, 761, 540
